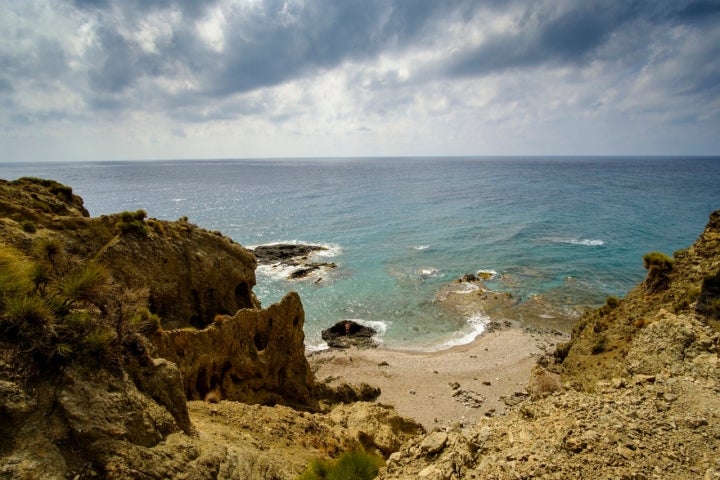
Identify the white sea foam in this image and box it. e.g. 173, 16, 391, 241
452, 282, 482, 294
247, 240, 342, 257
255, 263, 298, 281
423, 313, 489, 351
476, 269, 499, 280
419, 267, 440, 277
411, 245, 430, 250
559, 238, 605, 246
350, 318, 390, 337
312, 243, 342, 258
305, 341, 330, 354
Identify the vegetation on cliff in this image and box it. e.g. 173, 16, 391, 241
0, 178, 420, 479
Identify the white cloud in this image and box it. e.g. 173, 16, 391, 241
0, 0, 718, 161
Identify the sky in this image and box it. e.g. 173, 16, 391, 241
1, 0, 719, 162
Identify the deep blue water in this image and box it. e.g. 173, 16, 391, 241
2, 157, 719, 349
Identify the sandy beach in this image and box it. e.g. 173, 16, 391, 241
308, 325, 567, 429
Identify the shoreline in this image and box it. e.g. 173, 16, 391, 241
308, 325, 567, 429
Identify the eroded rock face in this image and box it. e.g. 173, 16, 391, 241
153, 292, 316, 409
96, 223, 259, 329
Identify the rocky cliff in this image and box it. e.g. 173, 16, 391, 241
0, 178, 420, 479
3, 178, 718, 479
382, 210, 720, 479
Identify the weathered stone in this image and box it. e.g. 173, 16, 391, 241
420, 431, 448, 455
153, 292, 315, 409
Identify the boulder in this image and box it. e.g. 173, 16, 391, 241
321, 320, 377, 349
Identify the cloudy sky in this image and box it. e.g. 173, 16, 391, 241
1, 0, 719, 162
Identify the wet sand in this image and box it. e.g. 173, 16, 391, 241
308, 326, 567, 429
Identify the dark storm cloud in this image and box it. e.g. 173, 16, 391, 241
442, 0, 720, 78
61, 0, 488, 102
3, 0, 720, 129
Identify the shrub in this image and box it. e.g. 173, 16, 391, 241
643, 251, 673, 292
21, 220, 37, 233
79, 327, 116, 358
2, 295, 55, 331
605, 296, 620, 309
297, 450, 384, 480
643, 251, 673, 271
696, 272, 720, 319
116, 210, 149, 236
591, 335, 607, 355
32, 236, 64, 265
130, 307, 162, 335
57, 262, 110, 308
0, 245, 33, 298
13, 177, 74, 202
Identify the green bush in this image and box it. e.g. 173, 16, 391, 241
297, 450, 383, 480
605, 296, 620, 309
58, 262, 110, 308
21, 220, 37, 233
643, 251, 673, 271
0, 245, 146, 370
130, 307, 162, 335
0, 245, 33, 297
116, 210, 149, 236
32, 236, 64, 265
643, 251, 673, 291
15, 177, 73, 200
591, 336, 607, 355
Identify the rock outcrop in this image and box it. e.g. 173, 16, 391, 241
0, 179, 324, 478
153, 291, 315, 408
249, 243, 337, 280
322, 319, 378, 349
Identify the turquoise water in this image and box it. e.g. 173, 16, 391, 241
3, 157, 719, 349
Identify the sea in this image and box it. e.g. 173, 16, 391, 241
2, 157, 719, 351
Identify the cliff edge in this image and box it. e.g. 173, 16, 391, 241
0, 178, 421, 479
382, 210, 720, 479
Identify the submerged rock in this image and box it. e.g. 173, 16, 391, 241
250, 243, 327, 262
321, 320, 378, 349
249, 243, 337, 280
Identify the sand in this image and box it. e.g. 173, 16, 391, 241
308, 326, 567, 429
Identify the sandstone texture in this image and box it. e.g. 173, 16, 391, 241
153, 291, 315, 408
1, 178, 409, 479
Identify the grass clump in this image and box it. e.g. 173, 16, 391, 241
643, 251, 673, 292
605, 296, 620, 309
116, 210, 148, 236
21, 220, 37, 233
15, 177, 74, 200
130, 307, 162, 335
0, 244, 119, 369
591, 335, 607, 355
57, 262, 110, 309
297, 449, 384, 480
696, 272, 720, 320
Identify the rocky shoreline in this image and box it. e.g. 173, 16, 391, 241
248, 243, 337, 281
1, 178, 718, 479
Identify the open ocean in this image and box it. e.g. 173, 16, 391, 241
2, 157, 719, 350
